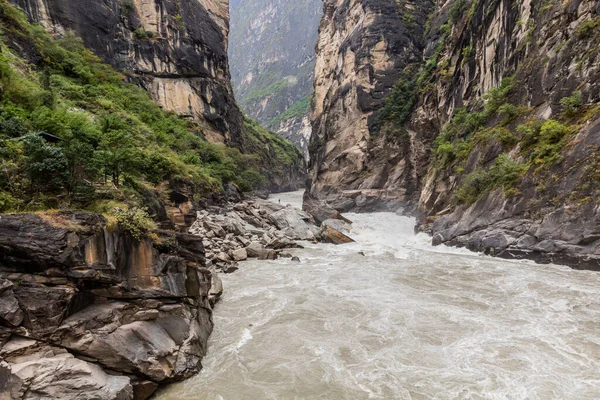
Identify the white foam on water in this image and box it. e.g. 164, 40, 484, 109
236, 329, 253, 350
156, 190, 600, 400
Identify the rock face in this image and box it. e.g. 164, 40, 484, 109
11, 0, 244, 146
0, 212, 218, 399
308, 0, 434, 211
229, 0, 322, 157
308, 0, 600, 268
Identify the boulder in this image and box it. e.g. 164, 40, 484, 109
13, 284, 76, 336
132, 380, 159, 400
208, 269, 223, 307
231, 248, 248, 261
322, 218, 352, 233
321, 226, 355, 245
267, 207, 320, 240
52, 301, 212, 382
245, 241, 265, 258
303, 192, 352, 225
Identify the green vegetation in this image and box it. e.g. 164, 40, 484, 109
456, 154, 527, 204
560, 91, 583, 116
431, 76, 579, 205
520, 119, 570, 167
266, 95, 310, 127
243, 117, 303, 186
576, 17, 600, 38
0, 1, 300, 215
241, 78, 290, 106
377, 77, 417, 128
113, 206, 156, 240
433, 77, 517, 166
449, 0, 470, 24
133, 28, 154, 40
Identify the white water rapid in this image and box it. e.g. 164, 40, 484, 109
156, 190, 600, 399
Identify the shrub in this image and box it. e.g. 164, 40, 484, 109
539, 119, 568, 144
456, 154, 527, 204
497, 103, 518, 120
377, 78, 417, 128
483, 77, 515, 115
560, 91, 582, 116
113, 206, 156, 240
576, 17, 600, 38
0, 191, 22, 213
134, 29, 154, 40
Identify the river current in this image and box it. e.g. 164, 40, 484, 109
156, 190, 600, 399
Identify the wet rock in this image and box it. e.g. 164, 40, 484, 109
258, 250, 278, 260
246, 241, 265, 258
222, 265, 239, 274
267, 207, 320, 240
321, 226, 355, 245
291, 256, 301, 262
265, 236, 304, 250
231, 248, 248, 261
53, 302, 212, 382
208, 269, 223, 306
131, 380, 158, 400
303, 192, 352, 225
322, 218, 352, 233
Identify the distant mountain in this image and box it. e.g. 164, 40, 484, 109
229, 0, 322, 157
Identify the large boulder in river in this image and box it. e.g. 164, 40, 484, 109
303, 192, 352, 225
267, 206, 320, 240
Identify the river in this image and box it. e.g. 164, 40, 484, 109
156, 190, 600, 399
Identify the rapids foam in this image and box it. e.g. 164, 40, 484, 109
156, 191, 600, 399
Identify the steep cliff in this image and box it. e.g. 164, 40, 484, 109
11, 0, 244, 146
308, 0, 434, 210
308, 0, 600, 268
229, 0, 321, 156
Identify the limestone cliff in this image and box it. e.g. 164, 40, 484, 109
308, 0, 434, 210
11, 0, 244, 146
308, 0, 600, 268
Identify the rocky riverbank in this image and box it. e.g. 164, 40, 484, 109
0, 194, 353, 399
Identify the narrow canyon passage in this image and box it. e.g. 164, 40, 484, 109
157, 191, 600, 399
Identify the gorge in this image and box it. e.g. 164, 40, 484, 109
1, 0, 600, 398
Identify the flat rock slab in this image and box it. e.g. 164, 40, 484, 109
321, 226, 355, 245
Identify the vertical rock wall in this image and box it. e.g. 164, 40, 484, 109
308, 0, 434, 211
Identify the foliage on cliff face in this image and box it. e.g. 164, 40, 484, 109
0, 0, 299, 213
376, 0, 600, 208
